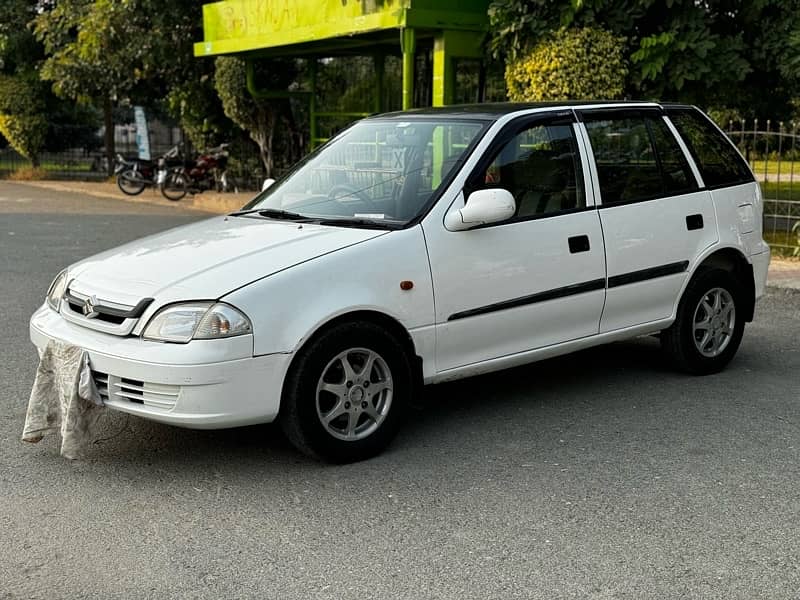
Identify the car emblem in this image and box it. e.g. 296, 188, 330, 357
82, 295, 99, 318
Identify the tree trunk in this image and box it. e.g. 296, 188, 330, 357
103, 96, 115, 177
31, 154, 40, 168
253, 108, 276, 178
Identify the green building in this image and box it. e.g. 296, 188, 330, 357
195, 0, 491, 145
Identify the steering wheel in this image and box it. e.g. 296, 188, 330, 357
328, 184, 371, 205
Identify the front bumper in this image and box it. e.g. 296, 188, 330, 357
29, 304, 292, 429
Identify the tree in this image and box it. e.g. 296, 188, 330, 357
488, 0, 800, 119
0, 72, 48, 166
505, 27, 627, 101
214, 56, 298, 176
34, 0, 200, 174
167, 71, 237, 151
0, 1, 48, 166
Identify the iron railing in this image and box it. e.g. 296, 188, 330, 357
726, 120, 800, 255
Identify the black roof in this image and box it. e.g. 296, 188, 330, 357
368, 101, 695, 121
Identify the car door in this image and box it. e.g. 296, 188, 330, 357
577, 107, 719, 333
423, 112, 607, 372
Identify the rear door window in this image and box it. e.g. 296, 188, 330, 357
665, 107, 754, 188
582, 111, 697, 205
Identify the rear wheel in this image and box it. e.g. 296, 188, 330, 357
280, 321, 412, 463
116, 169, 146, 195
661, 268, 746, 374
160, 170, 187, 201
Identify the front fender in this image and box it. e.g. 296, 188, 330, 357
222, 226, 435, 357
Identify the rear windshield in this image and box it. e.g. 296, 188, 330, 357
666, 108, 754, 188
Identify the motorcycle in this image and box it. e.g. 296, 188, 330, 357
114, 146, 181, 196
160, 144, 237, 201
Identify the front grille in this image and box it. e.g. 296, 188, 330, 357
61, 288, 152, 336
66, 298, 125, 324
92, 370, 179, 411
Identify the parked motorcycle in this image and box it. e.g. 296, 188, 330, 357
114, 146, 181, 196
160, 144, 237, 201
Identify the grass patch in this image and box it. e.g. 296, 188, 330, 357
0, 158, 94, 172
750, 160, 800, 177
764, 231, 800, 257
761, 181, 799, 201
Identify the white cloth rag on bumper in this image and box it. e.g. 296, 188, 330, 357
23, 340, 104, 459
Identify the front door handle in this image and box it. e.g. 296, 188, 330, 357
568, 235, 591, 254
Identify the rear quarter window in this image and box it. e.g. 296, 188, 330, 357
666, 108, 754, 188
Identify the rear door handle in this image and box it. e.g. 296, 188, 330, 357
568, 235, 590, 253
686, 214, 704, 230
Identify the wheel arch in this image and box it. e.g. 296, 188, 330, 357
691, 246, 755, 322
281, 310, 423, 409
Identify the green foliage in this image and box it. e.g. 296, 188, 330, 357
706, 107, 743, 130
0, 72, 48, 164
214, 56, 297, 176
506, 27, 626, 101
33, 0, 202, 171
0, 0, 41, 74
167, 73, 236, 151
488, 0, 800, 119
36, 0, 163, 102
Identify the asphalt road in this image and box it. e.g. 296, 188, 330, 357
1, 181, 799, 599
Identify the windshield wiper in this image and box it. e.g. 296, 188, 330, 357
231, 207, 311, 221
317, 217, 396, 230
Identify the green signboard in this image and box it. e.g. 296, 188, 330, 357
195, 0, 488, 57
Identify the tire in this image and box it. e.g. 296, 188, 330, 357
661, 268, 746, 375
280, 321, 413, 463
117, 169, 146, 195
160, 170, 188, 201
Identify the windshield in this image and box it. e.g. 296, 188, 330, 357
239, 118, 489, 226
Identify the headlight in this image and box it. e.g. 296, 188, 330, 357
46, 270, 68, 311
142, 302, 252, 343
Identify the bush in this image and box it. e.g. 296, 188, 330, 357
505, 28, 628, 102
0, 72, 47, 166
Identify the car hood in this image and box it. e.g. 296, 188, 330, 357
67, 215, 386, 305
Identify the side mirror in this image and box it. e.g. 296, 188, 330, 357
444, 189, 516, 231
262, 178, 276, 191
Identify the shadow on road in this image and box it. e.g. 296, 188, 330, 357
59, 334, 692, 470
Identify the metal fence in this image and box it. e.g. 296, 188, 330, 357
0, 147, 109, 181
0, 138, 270, 192
725, 120, 800, 256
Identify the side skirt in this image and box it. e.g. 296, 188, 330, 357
425, 317, 674, 384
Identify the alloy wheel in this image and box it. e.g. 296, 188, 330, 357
315, 348, 393, 441
692, 287, 736, 358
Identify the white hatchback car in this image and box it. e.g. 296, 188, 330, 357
31, 102, 770, 462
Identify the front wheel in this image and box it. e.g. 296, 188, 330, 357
280, 322, 413, 463
160, 170, 188, 201
116, 169, 146, 195
661, 268, 746, 375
